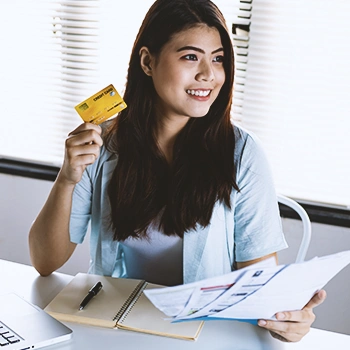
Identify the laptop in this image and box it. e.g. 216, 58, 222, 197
0, 293, 72, 350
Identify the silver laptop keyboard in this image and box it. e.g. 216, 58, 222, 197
0, 322, 22, 346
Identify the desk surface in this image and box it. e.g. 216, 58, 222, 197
1, 259, 350, 350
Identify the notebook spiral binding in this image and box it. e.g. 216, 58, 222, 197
113, 280, 148, 323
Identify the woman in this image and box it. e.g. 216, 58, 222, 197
29, 0, 326, 342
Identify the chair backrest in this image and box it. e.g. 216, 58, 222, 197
277, 194, 312, 263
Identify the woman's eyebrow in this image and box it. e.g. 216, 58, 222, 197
176, 46, 224, 54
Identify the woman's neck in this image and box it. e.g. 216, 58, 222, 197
156, 115, 189, 163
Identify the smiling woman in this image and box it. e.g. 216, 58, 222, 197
27, 0, 327, 344
0, 0, 349, 340
139, 25, 226, 123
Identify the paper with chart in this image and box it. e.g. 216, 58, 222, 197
143, 257, 278, 319
144, 250, 350, 322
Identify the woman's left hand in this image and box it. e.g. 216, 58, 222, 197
257, 290, 327, 342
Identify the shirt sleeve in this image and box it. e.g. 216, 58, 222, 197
69, 168, 93, 244
233, 131, 288, 262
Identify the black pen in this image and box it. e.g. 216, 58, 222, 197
79, 281, 103, 310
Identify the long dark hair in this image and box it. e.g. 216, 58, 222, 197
104, 0, 238, 240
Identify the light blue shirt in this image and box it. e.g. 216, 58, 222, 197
69, 126, 288, 284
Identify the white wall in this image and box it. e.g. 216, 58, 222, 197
278, 219, 350, 336
0, 173, 90, 275
0, 172, 349, 335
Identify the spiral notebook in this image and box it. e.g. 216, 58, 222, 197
44, 273, 203, 341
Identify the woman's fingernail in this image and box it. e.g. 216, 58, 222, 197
258, 320, 267, 326
277, 313, 285, 320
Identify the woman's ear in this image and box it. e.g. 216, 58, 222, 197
139, 46, 153, 76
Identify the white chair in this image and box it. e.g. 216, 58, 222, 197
277, 194, 312, 263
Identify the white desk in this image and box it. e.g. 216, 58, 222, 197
2, 259, 350, 350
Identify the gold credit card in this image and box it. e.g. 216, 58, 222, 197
74, 84, 127, 125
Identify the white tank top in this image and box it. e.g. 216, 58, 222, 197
120, 219, 183, 286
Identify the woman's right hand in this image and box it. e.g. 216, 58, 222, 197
58, 123, 103, 185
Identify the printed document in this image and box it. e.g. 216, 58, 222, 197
144, 250, 350, 323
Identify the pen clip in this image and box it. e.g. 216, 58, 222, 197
79, 281, 103, 310
90, 281, 103, 295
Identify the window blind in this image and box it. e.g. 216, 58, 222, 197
231, 0, 350, 209
0, 0, 154, 166
1, 1, 63, 166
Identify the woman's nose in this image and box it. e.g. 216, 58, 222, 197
196, 59, 215, 82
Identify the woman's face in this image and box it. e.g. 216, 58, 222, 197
146, 24, 226, 122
